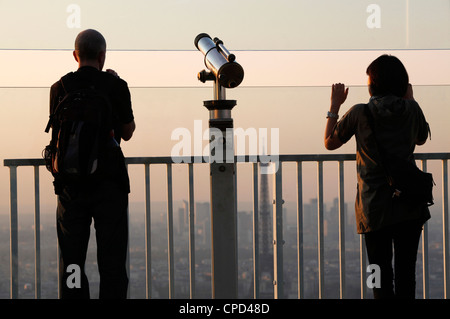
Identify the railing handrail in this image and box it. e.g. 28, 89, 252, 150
5, 152, 450, 167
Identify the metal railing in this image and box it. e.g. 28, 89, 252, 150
4, 153, 450, 299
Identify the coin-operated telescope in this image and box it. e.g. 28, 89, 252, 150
195, 33, 244, 99
195, 33, 243, 299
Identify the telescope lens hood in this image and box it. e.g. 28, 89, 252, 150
194, 33, 211, 49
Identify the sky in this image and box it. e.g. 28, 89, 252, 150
0, 0, 450, 215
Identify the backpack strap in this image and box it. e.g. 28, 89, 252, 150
45, 74, 73, 133
59, 77, 67, 95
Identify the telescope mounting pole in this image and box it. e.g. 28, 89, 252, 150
205, 77, 238, 299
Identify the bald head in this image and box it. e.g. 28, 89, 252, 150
74, 29, 106, 63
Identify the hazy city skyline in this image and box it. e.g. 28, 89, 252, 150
1, 196, 447, 299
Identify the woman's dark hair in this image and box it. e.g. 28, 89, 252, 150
366, 55, 409, 97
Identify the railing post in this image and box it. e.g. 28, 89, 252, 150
252, 162, 260, 299
443, 159, 449, 298
421, 160, 429, 299
34, 165, 41, 299
57, 230, 61, 299
360, 235, 367, 299
338, 161, 346, 299
125, 164, 130, 299
296, 161, 304, 299
188, 163, 196, 299
317, 161, 324, 298
9, 165, 18, 299
273, 163, 284, 299
167, 163, 175, 299
144, 164, 152, 299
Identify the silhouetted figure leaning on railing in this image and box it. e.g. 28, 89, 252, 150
323, 54, 431, 299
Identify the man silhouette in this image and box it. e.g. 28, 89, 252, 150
49, 29, 135, 299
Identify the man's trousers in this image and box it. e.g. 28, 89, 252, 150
56, 180, 129, 299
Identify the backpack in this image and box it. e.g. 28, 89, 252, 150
44, 77, 119, 192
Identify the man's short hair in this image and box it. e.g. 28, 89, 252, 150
74, 29, 106, 61
366, 55, 409, 98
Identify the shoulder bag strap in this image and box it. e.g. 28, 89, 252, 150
363, 103, 395, 187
